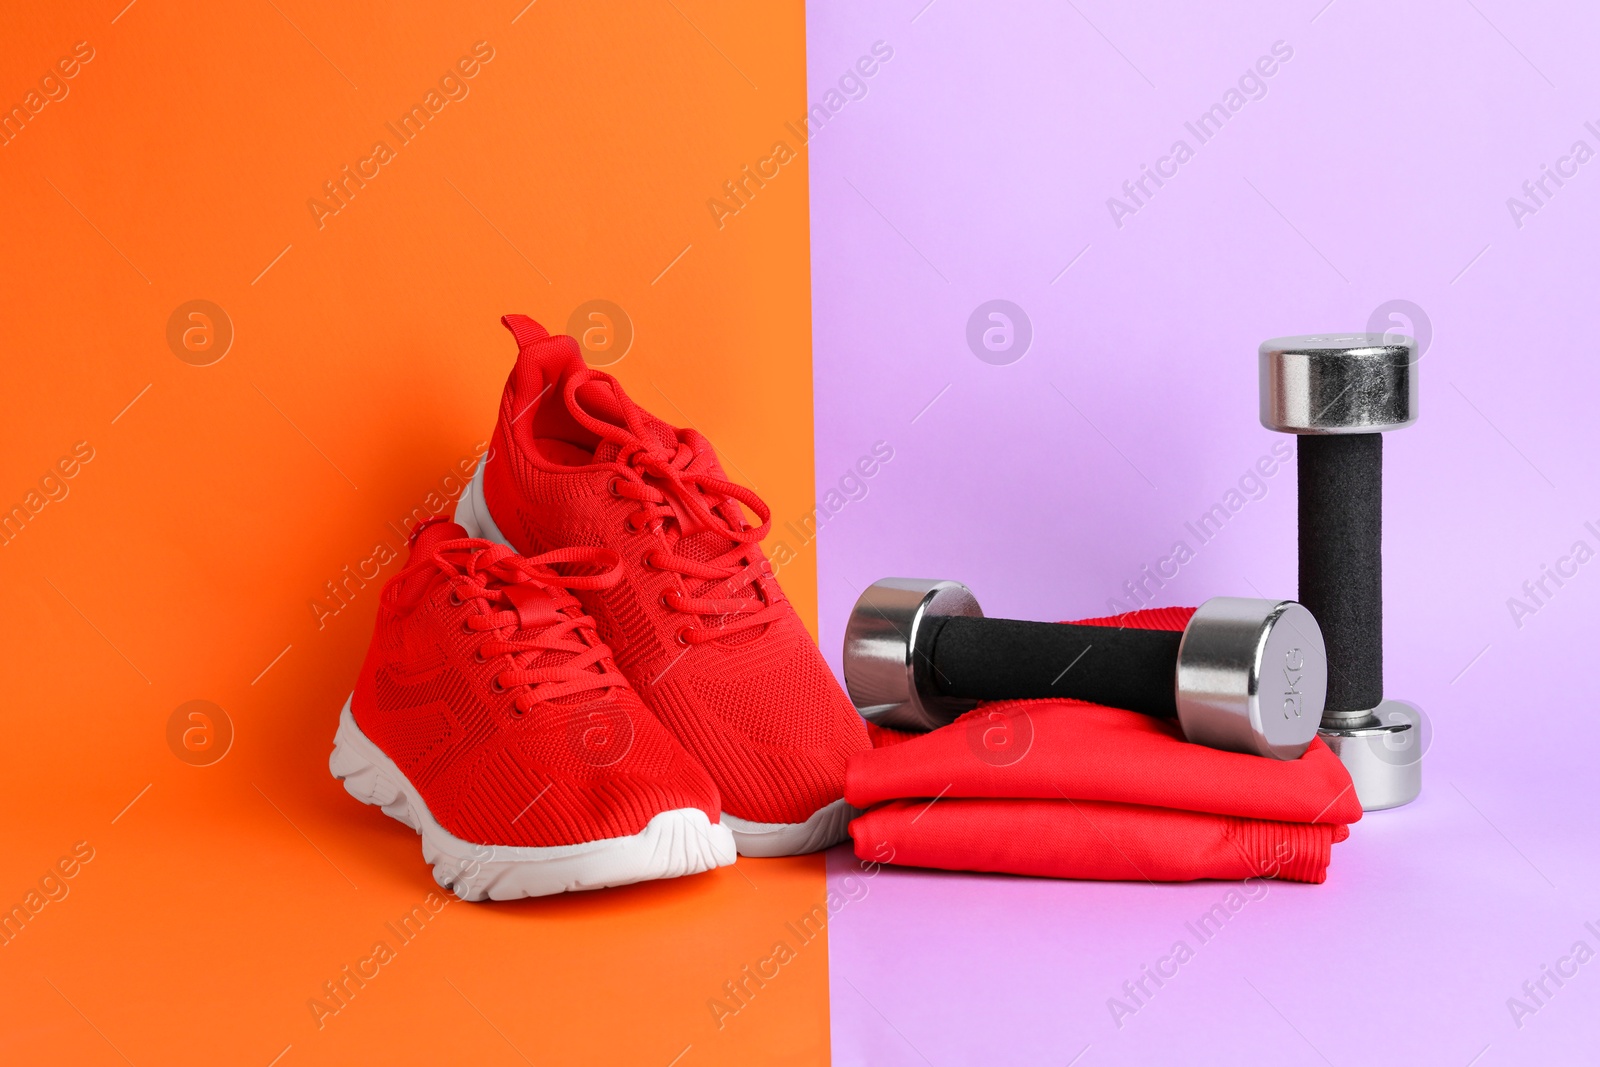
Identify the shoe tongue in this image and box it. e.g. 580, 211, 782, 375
410, 518, 468, 554
404, 518, 608, 697
594, 436, 669, 464
569, 374, 677, 461
395, 519, 472, 608
592, 427, 728, 547
567, 372, 765, 638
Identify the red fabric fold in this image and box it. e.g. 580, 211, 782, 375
851, 798, 1339, 884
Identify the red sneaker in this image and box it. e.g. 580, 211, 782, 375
455, 315, 870, 856
330, 518, 735, 899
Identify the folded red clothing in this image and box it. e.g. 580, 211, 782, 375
851, 797, 1345, 884
844, 607, 1358, 884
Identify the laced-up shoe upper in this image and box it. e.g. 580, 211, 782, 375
352, 518, 721, 848
477, 316, 870, 827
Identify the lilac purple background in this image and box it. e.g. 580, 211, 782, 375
807, 1, 1600, 1063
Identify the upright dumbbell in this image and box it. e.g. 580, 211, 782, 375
1259, 333, 1423, 809
842, 579, 1326, 760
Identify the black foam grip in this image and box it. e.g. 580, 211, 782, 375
924, 615, 1183, 718
1297, 433, 1383, 712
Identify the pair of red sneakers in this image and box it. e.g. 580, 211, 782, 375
330, 316, 869, 899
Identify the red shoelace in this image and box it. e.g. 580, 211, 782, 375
419, 536, 629, 711
568, 369, 788, 646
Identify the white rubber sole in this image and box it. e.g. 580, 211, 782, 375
453, 456, 506, 546
329, 699, 735, 900
722, 798, 860, 858
456, 459, 858, 859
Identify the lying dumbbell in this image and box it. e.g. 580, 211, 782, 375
842, 579, 1327, 760
1260, 333, 1423, 809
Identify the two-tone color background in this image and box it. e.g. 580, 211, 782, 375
3, 1, 1597, 1063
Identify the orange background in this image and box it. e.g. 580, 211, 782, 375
0, 1, 829, 1063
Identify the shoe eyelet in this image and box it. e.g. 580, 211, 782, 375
462, 619, 475, 633
473, 649, 487, 664
491, 678, 506, 694
449, 589, 463, 607
607, 476, 623, 497
675, 627, 692, 647
659, 593, 673, 610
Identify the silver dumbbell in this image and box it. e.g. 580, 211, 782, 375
843, 578, 1327, 760
1260, 333, 1424, 809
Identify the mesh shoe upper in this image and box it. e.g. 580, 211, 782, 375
479, 315, 871, 826
351, 519, 721, 848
